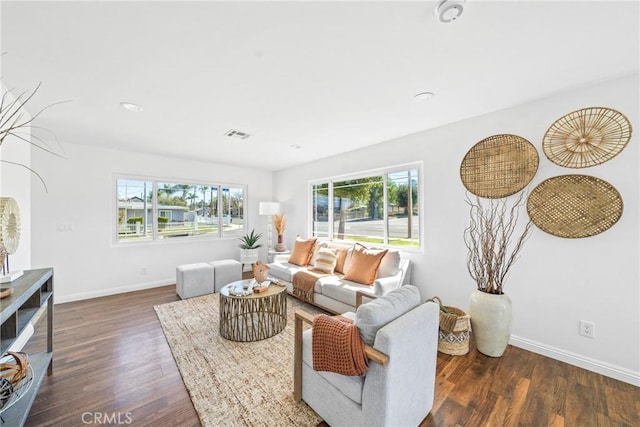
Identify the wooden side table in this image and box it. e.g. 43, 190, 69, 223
219, 280, 287, 342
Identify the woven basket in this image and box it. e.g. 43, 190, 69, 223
0, 351, 29, 384
428, 297, 470, 356
438, 329, 470, 356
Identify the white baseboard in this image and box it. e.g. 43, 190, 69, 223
55, 278, 175, 304
510, 335, 640, 387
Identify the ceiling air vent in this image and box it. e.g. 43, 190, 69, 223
224, 129, 252, 140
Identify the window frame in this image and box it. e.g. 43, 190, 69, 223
113, 174, 247, 245
309, 162, 422, 250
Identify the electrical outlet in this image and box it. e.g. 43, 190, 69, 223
579, 320, 595, 338
140, 267, 147, 275
57, 223, 73, 232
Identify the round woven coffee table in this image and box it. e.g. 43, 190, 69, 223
219, 280, 287, 342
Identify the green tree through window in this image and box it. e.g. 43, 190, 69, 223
311, 166, 420, 247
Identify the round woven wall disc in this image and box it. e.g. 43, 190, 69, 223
527, 175, 623, 238
0, 198, 21, 254
460, 134, 539, 199
543, 107, 632, 168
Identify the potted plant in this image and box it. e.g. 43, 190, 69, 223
238, 229, 263, 266
463, 192, 533, 357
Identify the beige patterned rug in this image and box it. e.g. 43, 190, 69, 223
154, 293, 324, 427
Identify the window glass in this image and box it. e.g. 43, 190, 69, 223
117, 179, 153, 242
333, 177, 384, 244
387, 169, 419, 247
310, 164, 421, 248
156, 182, 191, 239
312, 183, 329, 238
222, 186, 245, 238
116, 178, 246, 243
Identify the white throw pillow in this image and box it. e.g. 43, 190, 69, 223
377, 250, 401, 278
313, 247, 338, 274
308, 241, 329, 266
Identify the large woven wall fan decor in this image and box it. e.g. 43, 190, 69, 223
542, 107, 632, 168
527, 175, 623, 238
0, 197, 21, 255
460, 134, 539, 198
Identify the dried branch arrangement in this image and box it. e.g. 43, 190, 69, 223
464, 192, 533, 294
273, 213, 286, 235
0, 81, 66, 191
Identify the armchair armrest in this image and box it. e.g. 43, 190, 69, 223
293, 310, 389, 402
355, 290, 378, 308
373, 275, 402, 296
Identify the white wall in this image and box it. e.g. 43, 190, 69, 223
30, 142, 273, 302
0, 83, 32, 271
273, 74, 639, 385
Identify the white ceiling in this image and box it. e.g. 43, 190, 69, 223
2, 1, 638, 171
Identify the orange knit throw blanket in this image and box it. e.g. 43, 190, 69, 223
312, 314, 369, 376
292, 270, 327, 304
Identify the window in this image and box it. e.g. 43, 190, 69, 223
311, 183, 329, 238
116, 177, 245, 243
310, 165, 420, 248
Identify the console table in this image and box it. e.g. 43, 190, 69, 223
0, 268, 53, 426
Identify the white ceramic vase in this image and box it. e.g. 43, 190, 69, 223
469, 289, 512, 357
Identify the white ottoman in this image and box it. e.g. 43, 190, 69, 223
208, 259, 242, 293
176, 263, 215, 299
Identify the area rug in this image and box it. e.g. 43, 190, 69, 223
154, 293, 325, 427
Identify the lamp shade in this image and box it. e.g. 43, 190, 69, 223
259, 202, 280, 216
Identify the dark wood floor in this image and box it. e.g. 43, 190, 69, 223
22, 285, 638, 427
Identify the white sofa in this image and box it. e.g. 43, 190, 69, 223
267, 241, 411, 314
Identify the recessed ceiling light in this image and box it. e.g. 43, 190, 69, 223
120, 102, 144, 112
413, 92, 435, 101
290, 144, 301, 149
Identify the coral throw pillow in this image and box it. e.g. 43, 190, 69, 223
343, 243, 388, 285
328, 244, 351, 274
288, 237, 317, 266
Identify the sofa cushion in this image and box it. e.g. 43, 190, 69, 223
320, 277, 377, 307
289, 237, 317, 266
377, 250, 401, 278
314, 247, 339, 274
354, 285, 421, 346
343, 243, 388, 285
268, 262, 306, 283
328, 243, 352, 274
302, 324, 364, 404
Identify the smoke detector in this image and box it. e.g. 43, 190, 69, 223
224, 129, 252, 140
435, 0, 465, 23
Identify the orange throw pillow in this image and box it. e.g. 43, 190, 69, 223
288, 237, 317, 266
343, 243, 388, 285
328, 244, 351, 274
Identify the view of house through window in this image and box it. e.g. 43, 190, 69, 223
116, 178, 245, 242
311, 166, 420, 247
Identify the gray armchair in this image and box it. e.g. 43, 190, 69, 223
294, 285, 439, 427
